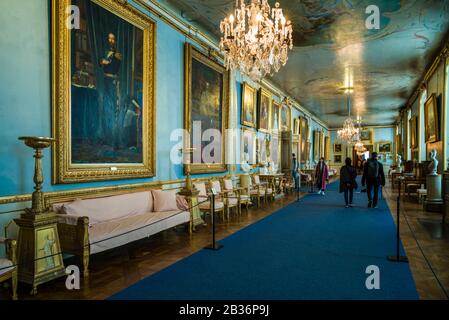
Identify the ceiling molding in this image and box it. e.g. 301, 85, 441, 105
134, 0, 328, 130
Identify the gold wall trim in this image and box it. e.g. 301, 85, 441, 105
401, 43, 449, 117
134, 0, 329, 130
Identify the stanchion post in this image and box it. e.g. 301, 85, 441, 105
387, 179, 408, 263
204, 192, 223, 251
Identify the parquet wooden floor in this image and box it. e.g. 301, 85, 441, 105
1, 179, 448, 300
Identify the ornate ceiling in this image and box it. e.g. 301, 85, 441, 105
162, 0, 449, 127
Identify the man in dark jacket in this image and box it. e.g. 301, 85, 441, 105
340, 158, 358, 208
362, 152, 386, 208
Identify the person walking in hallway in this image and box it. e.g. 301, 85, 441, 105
292, 153, 300, 192
315, 157, 329, 196
361, 152, 386, 208
339, 157, 358, 208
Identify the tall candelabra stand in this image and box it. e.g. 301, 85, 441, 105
178, 147, 205, 231
14, 137, 66, 295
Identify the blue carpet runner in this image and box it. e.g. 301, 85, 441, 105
109, 179, 418, 300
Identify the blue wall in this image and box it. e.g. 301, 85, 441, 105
0, 0, 328, 241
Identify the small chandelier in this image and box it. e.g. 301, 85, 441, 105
219, 0, 293, 81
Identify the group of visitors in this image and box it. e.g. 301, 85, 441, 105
291, 153, 386, 208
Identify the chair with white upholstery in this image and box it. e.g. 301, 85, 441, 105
247, 175, 265, 208
220, 178, 243, 216
253, 174, 274, 203
0, 236, 18, 300
193, 181, 225, 222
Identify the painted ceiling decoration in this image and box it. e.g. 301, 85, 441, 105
163, 0, 449, 127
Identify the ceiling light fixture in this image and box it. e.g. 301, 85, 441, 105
219, 0, 293, 81
337, 91, 359, 144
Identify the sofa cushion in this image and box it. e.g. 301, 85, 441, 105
152, 189, 179, 212
61, 191, 153, 226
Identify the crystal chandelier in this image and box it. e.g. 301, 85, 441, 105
219, 0, 293, 81
337, 92, 359, 144
338, 118, 359, 144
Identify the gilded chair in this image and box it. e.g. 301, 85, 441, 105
253, 175, 274, 203
225, 178, 251, 214
209, 180, 238, 220
0, 237, 18, 300
282, 175, 295, 195
247, 175, 265, 207
193, 182, 225, 222
221, 178, 244, 216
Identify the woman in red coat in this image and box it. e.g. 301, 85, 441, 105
315, 157, 329, 195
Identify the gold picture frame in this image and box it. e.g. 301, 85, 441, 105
184, 43, 229, 174
271, 101, 281, 133
299, 117, 309, 163
52, 0, 156, 183
258, 88, 272, 133
241, 82, 257, 128
324, 136, 330, 161
377, 141, 392, 154
334, 155, 342, 163
280, 104, 291, 131
293, 118, 300, 135
424, 93, 439, 143
359, 129, 373, 143
241, 128, 257, 168
409, 116, 418, 149
313, 130, 321, 161
333, 143, 342, 153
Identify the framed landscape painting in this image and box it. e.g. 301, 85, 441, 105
241, 82, 257, 128
184, 44, 229, 174
377, 141, 392, 153
360, 129, 373, 143
424, 93, 439, 143
52, 0, 156, 183
258, 88, 272, 133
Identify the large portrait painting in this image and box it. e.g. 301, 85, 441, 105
299, 117, 309, 163
52, 0, 155, 183
409, 116, 418, 149
271, 101, 280, 132
424, 94, 439, 143
280, 104, 291, 131
313, 130, 322, 161
241, 82, 257, 128
258, 89, 271, 133
184, 44, 229, 174
241, 128, 257, 168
